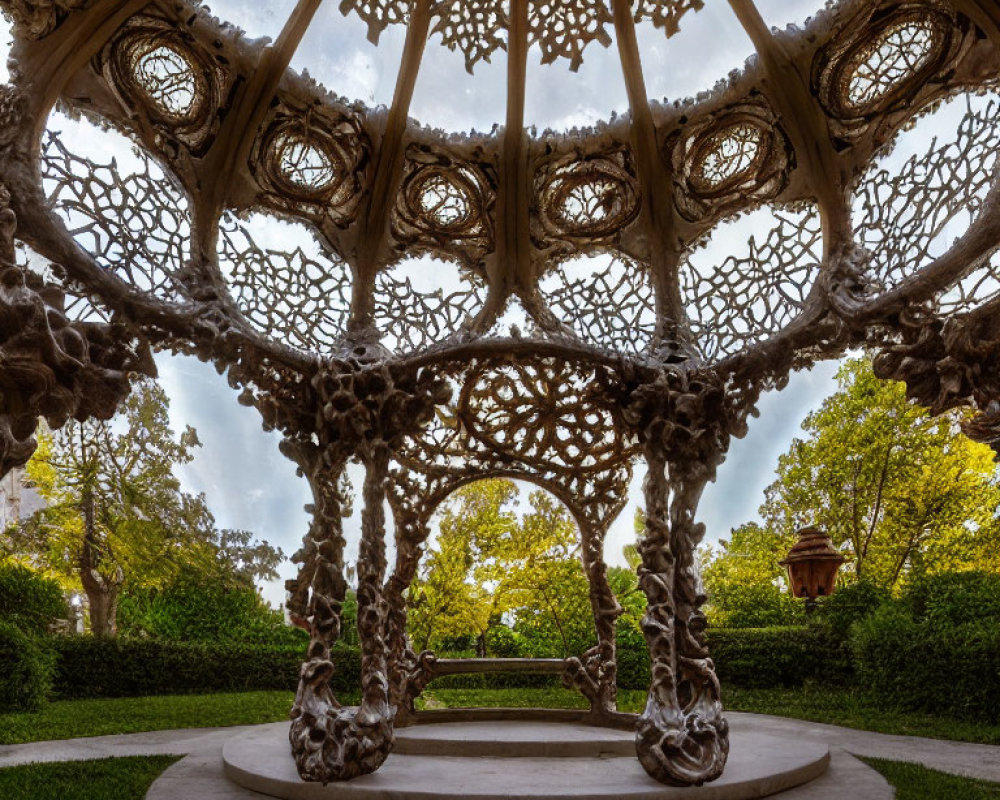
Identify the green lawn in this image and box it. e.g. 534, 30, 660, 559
0, 756, 180, 800
721, 686, 1000, 745
0, 691, 297, 744
1, 684, 997, 750
861, 758, 1000, 800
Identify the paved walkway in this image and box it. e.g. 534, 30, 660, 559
1, 713, 998, 788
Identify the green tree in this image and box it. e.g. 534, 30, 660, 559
701, 522, 803, 627
407, 479, 593, 657
12, 378, 282, 635
759, 358, 1000, 590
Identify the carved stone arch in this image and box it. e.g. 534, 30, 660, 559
383, 461, 630, 719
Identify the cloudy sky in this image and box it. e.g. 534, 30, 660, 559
8, 1, 994, 607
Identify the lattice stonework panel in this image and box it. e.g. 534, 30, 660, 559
854, 92, 1000, 295
430, 0, 508, 73
341, 0, 703, 72
539, 255, 655, 355
373, 257, 487, 353
218, 213, 352, 353
680, 205, 823, 361
41, 125, 189, 301
395, 355, 636, 528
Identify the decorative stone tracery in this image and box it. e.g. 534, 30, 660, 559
1, 0, 1000, 792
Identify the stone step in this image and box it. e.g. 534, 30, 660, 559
394, 720, 635, 757
222, 721, 832, 800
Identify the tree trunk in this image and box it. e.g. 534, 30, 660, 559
78, 488, 123, 636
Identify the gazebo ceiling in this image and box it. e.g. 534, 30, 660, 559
0, 0, 995, 380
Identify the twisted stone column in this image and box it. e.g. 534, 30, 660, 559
383, 508, 435, 721
563, 518, 621, 718
289, 444, 395, 781
634, 448, 727, 786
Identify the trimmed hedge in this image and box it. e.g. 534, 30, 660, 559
850, 606, 1000, 723
616, 624, 848, 691
50, 638, 359, 699
708, 626, 851, 689
0, 620, 55, 712
0, 563, 67, 634
36, 624, 849, 701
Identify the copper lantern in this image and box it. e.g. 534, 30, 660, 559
779, 526, 845, 605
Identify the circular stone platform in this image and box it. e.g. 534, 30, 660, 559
223, 721, 830, 799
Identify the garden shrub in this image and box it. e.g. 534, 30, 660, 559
850, 604, 1000, 722
902, 571, 1000, 628
485, 624, 524, 658
707, 627, 851, 688
50, 638, 360, 699
615, 619, 650, 690
816, 580, 891, 641
0, 620, 55, 712
118, 575, 307, 646
0, 562, 67, 634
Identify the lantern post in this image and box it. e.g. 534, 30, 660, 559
779, 526, 845, 614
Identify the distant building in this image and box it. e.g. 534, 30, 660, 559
0, 467, 46, 529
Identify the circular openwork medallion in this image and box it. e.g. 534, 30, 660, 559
405, 166, 480, 235
271, 129, 340, 196
535, 151, 639, 243
253, 111, 369, 219
393, 150, 494, 261
815, 5, 959, 121
100, 18, 224, 152
688, 122, 765, 195
130, 43, 199, 118
672, 105, 790, 223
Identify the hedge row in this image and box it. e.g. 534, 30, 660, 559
31, 620, 1000, 725
851, 608, 1000, 723
0, 620, 55, 711
42, 625, 843, 700
50, 638, 358, 699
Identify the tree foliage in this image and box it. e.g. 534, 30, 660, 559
701, 358, 1000, 624
9, 378, 283, 635
701, 522, 804, 627
759, 358, 1000, 589
407, 479, 594, 657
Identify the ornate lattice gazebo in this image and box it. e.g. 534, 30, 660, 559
0, 0, 998, 789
